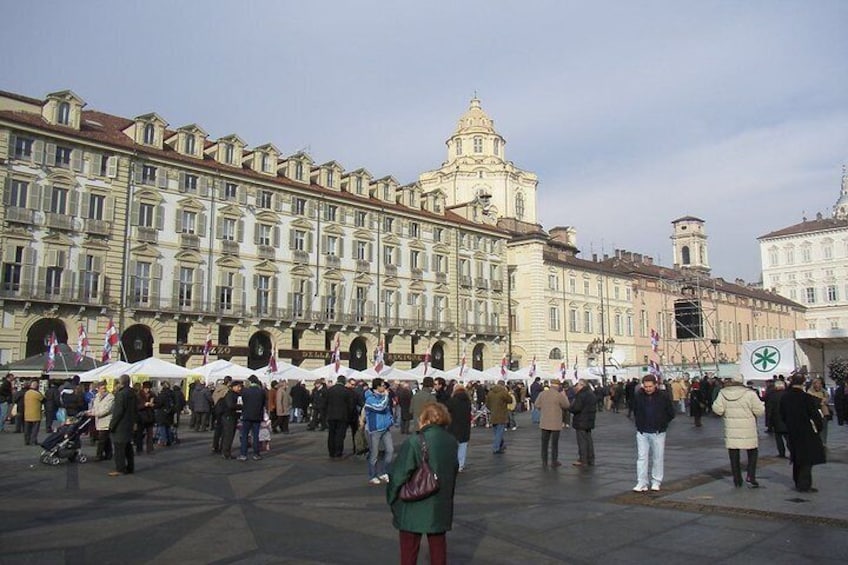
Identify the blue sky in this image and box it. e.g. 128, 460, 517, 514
3, 1, 847, 281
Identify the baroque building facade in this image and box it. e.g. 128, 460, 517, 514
0, 89, 509, 371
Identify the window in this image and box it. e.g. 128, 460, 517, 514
292, 279, 306, 316
549, 307, 560, 331
569, 308, 578, 332
222, 218, 236, 241
383, 217, 394, 232
410, 250, 420, 270
326, 170, 334, 187
383, 246, 395, 266
473, 136, 483, 153
435, 254, 446, 273
355, 177, 364, 195
614, 286, 620, 300
569, 277, 576, 294
143, 124, 155, 145
824, 245, 833, 260
142, 165, 157, 184
57, 102, 70, 125
827, 285, 838, 302
434, 296, 446, 323
132, 261, 151, 304
831, 319, 840, 330
177, 210, 195, 234
805, 287, 816, 304
2, 246, 23, 291
456, 139, 462, 155
493, 138, 499, 155
224, 182, 238, 200
45, 266, 62, 295
138, 203, 154, 227
382, 184, 391, 201
224, 143, 234, 164
583, 280, 590, 295
50, 188, 68, 214
295, 161, 304, 181
294, 197, 307, 216
354, 286, 367, 322
515, 192, 525, 220
260, 153, 270, 173
615, 313, 623, 336
179, 267, 194, 307
383, 289, 395, 320
410, 222, 420, 238
583, 310, 593, 333
184, 135, 195, 155
257, 275, 271, 316
258, 190, 272, 209
324, 283, 338, 319
354, 210, 367, 227
7, 180, 28, 208
356, 241, 368, 260
802, 247, 811, 263
258, 224, 272, 246
292, 230, 306, 251
88, 194, 105, 220
219, 272, 234, 312
183, 174, 198, 192
325, 235, 338, 256
785, 248, 795, 264
14, 137, 33, 159
55, 146, 72, 168
82, 255, 99, 299
768, 249, 779, 266
434, 227, 443, 242
548, 274, 558, 291
324, 204, 338, 222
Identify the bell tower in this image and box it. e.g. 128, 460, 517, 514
671, 216, 710, 274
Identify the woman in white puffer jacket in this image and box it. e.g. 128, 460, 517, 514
712, 375, 765, 488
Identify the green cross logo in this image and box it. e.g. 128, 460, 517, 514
751, 345, 780, 373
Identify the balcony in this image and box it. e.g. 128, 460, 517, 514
436, 272, 448, 284
356, 260, 370, 273
325, 254, 340, 269
45, 212, 75, 231
385, 264, 397, 278
5, 207, 35, 225
136, 226, 158, 243
0, 280, 110, 306
257, 245, 276, 260
491, 280, 503, 292
85, 218, 111, 236
460, 275, 473, 287
221, 240, 240, 255
475, 277, 488, 290
293, 250, 310, 264
411, 268, 424, 281
180, 233, 200, 250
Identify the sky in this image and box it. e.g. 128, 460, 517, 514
3, 1, 847, 282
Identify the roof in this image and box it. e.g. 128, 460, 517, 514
671, 215, 704, 223
0, 89, 44, 105
758, 217, 848, 240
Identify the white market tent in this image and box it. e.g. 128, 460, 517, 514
123, 357, 198, 381
407, 364, 447, 380
510, 365, 555, 382
77, 361, 133, 382
194, 359, 258, 384
311, 363, 366, 381
443, 366, 489, 382
482, 365, 521, 382
274, 363, 319, 383
361, 365, 419, 382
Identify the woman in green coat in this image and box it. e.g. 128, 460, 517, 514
387, 402, 458, 565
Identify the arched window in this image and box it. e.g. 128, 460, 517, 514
184, 135, 195, 155
515, 192, 525, 220
143, 123, 155, 145
681, 245, 691, 265
473, 136, 483, 153
57, 102, 70, 125
224, 143, 234, 164
549, 347, 562, 360
493, 138, 500, 155
456, 139, 463, 156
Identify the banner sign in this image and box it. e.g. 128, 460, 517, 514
740, 339, 796, 380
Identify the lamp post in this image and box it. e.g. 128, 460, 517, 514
588, 337, 615, 386
710, 338, 721, 378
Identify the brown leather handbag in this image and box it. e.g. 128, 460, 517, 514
399, 435, 440, 501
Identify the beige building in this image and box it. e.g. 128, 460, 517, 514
0, 89, 509, 372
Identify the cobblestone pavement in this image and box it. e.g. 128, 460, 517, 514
0, 407, 846, 564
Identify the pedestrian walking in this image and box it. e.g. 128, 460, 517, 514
712, 375, 764, 488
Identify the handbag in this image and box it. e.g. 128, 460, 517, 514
399, 435, 440, 502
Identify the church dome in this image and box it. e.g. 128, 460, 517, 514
833, 166, 848, 219
454, 97, 496, 135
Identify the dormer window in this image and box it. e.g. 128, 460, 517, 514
355, 177, 363, 195
224, 143, 234, 164
57, 102, 71, 125
184, 135, 196, 155
382, 185, 390, 201
295, 162, 303, 181
327, 170, 334, 187
144, 124, 155, 145
261, 153, 269, 173
473, 136, 483, 153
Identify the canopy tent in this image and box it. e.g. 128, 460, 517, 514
193, 359, 258, 384
122, 357, 197, 381
510, 365, 554, 382
407, 364, 447, 380
273, 363, 320, 383
0, 343, 100, 379
310, 363, 366, 381
77, 361, 133, 383
482, 365, 521, 382
361, 365, 419, 382
443, 365, 489, 382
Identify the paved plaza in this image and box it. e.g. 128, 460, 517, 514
1, 408, 846, 564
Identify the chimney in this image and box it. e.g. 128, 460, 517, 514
592, 253, 598, 262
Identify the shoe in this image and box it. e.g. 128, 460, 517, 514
511, 426, 517, 431
237, 455, 247, 462
493, 449, 506, 454
746, 476, 759, 488
252, 454, 262, 461
650, 484, 661, 492
633, 484, 649, 492
369, 477, 382, 485
379, 473, 389, 483
797, 487, 818, 493
551, 461, 562, 468
107, 471, 123, 477
572, 461, 584, 467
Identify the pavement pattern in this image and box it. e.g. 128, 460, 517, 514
0, 407, 846, 564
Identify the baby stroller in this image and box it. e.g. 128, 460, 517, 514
471, 405, 491, 428
39, 415, 92, 465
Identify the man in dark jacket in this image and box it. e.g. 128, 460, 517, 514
239, 375, 266, 461
220, 380, 242, 459
765, 380, 789, 457
308, 381, 328, 430
780, 373, 826, 492
290, 381, 310, 423
631, 375, 676, 491
108, 374, 137, 476
396, 382, 413, 434
325, 375, 354, 458
43, 380, 61, 433
569, 379, 597, 467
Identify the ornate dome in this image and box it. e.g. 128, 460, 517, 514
454, 97, 496, 135
833, 165, 848, 219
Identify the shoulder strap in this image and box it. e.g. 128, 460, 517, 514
418, 434, 430, 462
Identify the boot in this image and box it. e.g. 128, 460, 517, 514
745, 448, 759, 488
728, 449, 743, 487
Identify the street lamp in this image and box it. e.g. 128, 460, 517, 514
710, 338, 721, 378
588, 337, 615, 385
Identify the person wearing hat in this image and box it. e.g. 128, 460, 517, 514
712, 374, 765, 487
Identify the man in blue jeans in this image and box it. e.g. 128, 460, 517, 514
486, 380, 512, 454
364, 377, 394, 484
238, 375, 265, 461
632, 374, 676, 492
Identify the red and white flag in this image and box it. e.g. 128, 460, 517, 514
500, 353, 508, 379
332, 333, 342, 373
268, 342, 278, 373
102, 319, 119, 362
572, 356, 578, 381
423, 344, 431, 377
560, 361, 567, 380
459, 349, 467, 378
75, 325, 89, 365
45, 332, 59, 372
650, 329, 660, 353
374, 339, 385, 373
528, 355, 537, 379
202, 329, 213, 366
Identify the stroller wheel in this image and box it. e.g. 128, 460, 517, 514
50, 456, 61, 466
76, 454, 88, 464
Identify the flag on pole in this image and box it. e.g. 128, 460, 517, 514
528, 355, 537, 379
374, 339, 385, 373
650, 328, 660, 353
459, 348, 467, 378
268, 343, 278, 373
500, 352, 508, 379
572, 356, 578, 381
332, 333, 342, 373
423, 344, 431, 377
102, 319, 119, 362
649, 360, 663, 380
202, 329, 213, 365
45, 332, 58, 372
560, 361, 567, 381
75, 324, 89, 365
